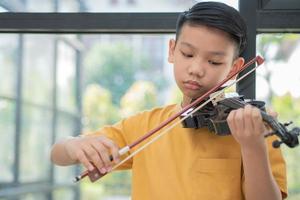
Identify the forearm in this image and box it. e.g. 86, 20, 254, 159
241, 145, 282, 200
50, 138, 78, 166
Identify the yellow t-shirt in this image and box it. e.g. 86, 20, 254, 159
92, 104, 287, 200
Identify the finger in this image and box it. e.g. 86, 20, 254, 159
91, 142, 112, 171
100, 137, 120, 163
234, 108, 245, 133
82, 144, 105, 173
252, 107, 265, 135
266, 107, 278, 118
244, 105, 254, 134
76, 150, 94, 171
227, 110, 237, 134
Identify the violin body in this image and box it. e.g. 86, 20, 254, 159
181, 94, 265, 135
181, 93, 300, 148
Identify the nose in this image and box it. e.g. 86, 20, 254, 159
188, 59, 205, 78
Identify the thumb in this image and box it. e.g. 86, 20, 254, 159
266, 107, 278, 119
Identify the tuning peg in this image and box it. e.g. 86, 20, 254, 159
272, 140, 283, 148
283, 121, 293, 127
291, 127, 300, 136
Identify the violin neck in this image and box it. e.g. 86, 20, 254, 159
261, 111, 275, 125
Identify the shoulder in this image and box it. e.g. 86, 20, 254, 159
143, 104, 179, 115
117, 104, 179, 136
130, 104, 179, 122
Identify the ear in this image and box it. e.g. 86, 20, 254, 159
168, 39, 176, 63
227, 57, 245, 79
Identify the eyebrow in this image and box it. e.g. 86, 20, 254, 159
180, 42, 227, 56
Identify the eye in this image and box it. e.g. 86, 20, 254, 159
208, 60, 222, 65
180, 51, 193, 58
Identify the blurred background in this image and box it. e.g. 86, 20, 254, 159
0, 0, 300, 199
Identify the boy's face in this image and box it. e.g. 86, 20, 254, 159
168, 24, 244, 105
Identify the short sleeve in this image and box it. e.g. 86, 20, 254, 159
85, 113, 145, 170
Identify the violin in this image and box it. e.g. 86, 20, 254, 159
181, 92, 300, 148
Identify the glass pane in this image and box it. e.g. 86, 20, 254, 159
0, 99, 15, 182
54, 112, 77, 184
57, 40, 76, 113
20, 193, 48, 200
25, 0, 54, 12
23, 35, 55, 106
81, 34, 175, 129
0, 6, 7, 12
56, 112, 77, 140
0, 34, 18, 98
19, 105, 52, 182
58, 0, 80, 12
0, 0, 54, 12
256, 33, 300, 198
0, 0, 238, 12
53, 188, 76, 200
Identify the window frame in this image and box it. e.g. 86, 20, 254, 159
239, 0, 300, 98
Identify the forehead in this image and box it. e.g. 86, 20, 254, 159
177, 24, 237, 55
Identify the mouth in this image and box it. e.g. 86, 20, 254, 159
183, 80, 202, 91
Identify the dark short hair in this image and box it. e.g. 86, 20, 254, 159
176, 2, 247, 56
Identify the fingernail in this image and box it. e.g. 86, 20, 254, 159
88, 166, 94, 171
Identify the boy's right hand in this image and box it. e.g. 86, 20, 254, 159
64, 135, 120, 174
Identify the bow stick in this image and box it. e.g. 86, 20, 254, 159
74, 55, 265, 183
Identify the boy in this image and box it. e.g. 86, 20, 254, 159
51, 2, 287, 200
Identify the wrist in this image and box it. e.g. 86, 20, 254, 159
240, 141, 267, 155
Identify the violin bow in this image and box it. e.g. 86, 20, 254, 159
74, 55, 265, 183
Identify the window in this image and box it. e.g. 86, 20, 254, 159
0, 100, 15, 182
256, 33, 300, 198
0, 34, 79, 199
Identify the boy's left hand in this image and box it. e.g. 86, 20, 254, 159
227, 104, 267, 150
